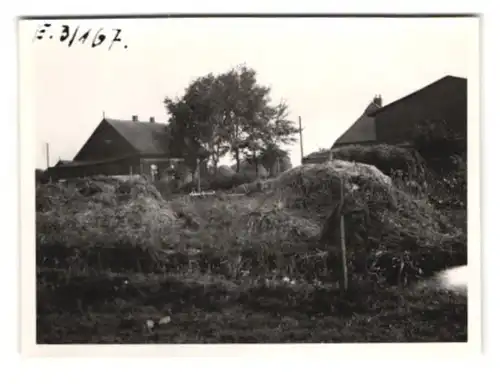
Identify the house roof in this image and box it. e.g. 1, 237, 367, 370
367, 75, 467, 117
104, 118, 170, 155
332, 100, 380, 147
54, 154, 138, 168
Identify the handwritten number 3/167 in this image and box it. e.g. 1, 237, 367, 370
60, 25, 122, 49
34, 23, 126, 50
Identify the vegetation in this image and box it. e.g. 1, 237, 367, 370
35, 69, 467, 343
164, 64, 299, 176
36, 153, 467, 343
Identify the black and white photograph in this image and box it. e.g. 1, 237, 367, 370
19, 14, 480, 349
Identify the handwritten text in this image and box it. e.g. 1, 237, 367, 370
33, 23, 128, 50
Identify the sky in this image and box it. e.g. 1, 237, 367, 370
19, 16, 479, 169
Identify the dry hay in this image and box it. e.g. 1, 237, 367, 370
235, 206, 321, 245
227, 205, 322, 274
265, 160, 465, 282
37, 175, 164, 210
37, 176, 178, 252
270, 160, 392, 217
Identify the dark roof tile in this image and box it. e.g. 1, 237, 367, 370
332, 100, 379, 147
104, 118, 170, 155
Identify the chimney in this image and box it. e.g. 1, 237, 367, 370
149, 117, 155, 123
374, 94, 383, 107
132, 115, 138, 122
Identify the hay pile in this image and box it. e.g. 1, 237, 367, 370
37, 176, 178, 254
234, 205, 321, 253
270, 160, 392, 217
267, 160, 465, 282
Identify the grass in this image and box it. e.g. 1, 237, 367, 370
36, 157, 467, 343
37, 267, 466, 343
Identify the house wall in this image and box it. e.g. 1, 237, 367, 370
73, 120, 137, 162
374, 78, 467, 145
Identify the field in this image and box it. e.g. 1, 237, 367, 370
36, 153, 467, 343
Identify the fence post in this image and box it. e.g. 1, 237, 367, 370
197, 158, 201, 193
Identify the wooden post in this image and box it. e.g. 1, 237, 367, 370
197, 158, 201, 193
45, 142, 50, 169
339, 177, 348, 291
299, 116, 304, 164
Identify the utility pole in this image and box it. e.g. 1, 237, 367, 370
45, 142, 50, 169
299, 116, 304, 164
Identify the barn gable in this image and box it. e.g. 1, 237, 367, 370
333, 98, 381, 147
73, 117, 178, 163
73, 119, 139, 162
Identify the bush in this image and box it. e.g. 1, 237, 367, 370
209, 172, 257, 191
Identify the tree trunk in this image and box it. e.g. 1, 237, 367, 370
212, 159, 219, 176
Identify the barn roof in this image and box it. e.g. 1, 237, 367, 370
332, 99, 380, 147
367, 75, 467, 118
104, 118, 170, 155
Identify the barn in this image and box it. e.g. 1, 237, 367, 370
364, 75, 467, 147
302, 75, 467, 164
47, 116, 192, 181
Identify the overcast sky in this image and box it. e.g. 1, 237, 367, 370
19, 16, 479, 169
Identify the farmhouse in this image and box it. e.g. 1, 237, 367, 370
302, 75, 467, 164
47, 115, 196, 181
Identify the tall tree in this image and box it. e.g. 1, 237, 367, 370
215, 65, 272, 172
164, 64, 299, 174
257, 142, 291, 176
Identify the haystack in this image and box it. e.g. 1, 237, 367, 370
37, 176, 178, 253
270, 160, 392, 216
267, 160, 465, 283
